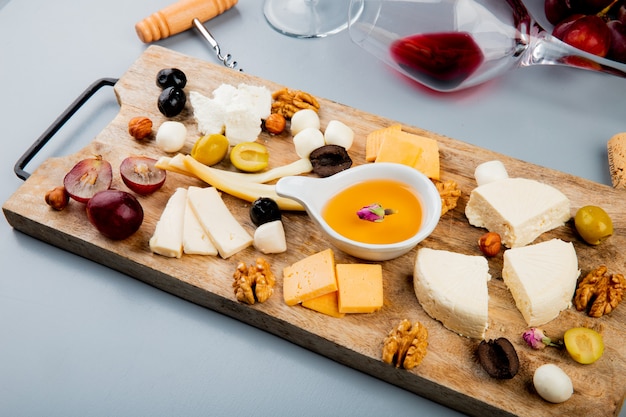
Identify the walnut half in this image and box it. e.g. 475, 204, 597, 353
574, 265, 626, 318
271, 88, 320, 119
233, 258, 276, 305
382, 319, 428, 370
433, 179, 461, 216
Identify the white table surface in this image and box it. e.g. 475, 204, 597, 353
1, 0, 624, 416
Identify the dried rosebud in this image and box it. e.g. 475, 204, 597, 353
357, 203, 397, 222
522, 328, 563, 350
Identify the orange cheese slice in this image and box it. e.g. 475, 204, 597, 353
336, 264, 383, 313
283, 248, 338, 306
374, 130, 440, 180
301, 291, 345, 318
365, 124, 402, 162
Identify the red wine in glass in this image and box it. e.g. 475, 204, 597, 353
390, 32, 485, 90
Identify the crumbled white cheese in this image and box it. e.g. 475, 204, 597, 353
190, 83, 272, 146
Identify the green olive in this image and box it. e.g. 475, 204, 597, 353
190, 134, 229, 166
574, 205, 613, 245
229, 142, 269, 172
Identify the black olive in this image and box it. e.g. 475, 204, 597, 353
156, 68, 187, 89
158, 86, 186, 117
309, 144, 352, 177
250, 197, 282, 226
476, 338, 519, 379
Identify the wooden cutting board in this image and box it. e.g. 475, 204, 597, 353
3, 45, 625, 417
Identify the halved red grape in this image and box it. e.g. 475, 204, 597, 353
63, 155, 113, 203
120, 156, 166, 195
86, 190, 144, 240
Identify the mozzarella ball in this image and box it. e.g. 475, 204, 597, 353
324, 120, 354, 150
474, 160, 509, 186
290, 109, 320, 135
533, 364, 573, 403
253, 220, 287, 254
156, 121, 187, 153
293, 128, 325, 159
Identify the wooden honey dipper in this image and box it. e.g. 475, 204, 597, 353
135, 0, 238, 43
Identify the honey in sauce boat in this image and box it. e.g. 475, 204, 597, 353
322, 179, 423, 244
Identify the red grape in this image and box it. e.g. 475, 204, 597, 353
63, 156, 113, 203
607, 20, 626, 62
553, 14, 612, 57
618, 4, 626, 24
86, 190, 144, 240
120, 156, 166, 195
545, 0, 575, 25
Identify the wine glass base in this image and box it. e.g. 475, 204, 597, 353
264, 0, 360, 39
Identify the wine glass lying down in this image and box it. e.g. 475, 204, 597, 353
348, 0, 626, 92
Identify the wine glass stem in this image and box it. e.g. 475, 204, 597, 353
528, 31, 626, 79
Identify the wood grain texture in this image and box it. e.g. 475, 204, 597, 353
3, 46, 625, 417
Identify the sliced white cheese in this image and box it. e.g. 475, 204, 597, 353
414, 248, 491, 339
187, 186, 253, 259
182, 187, 218, 256
253, 220, 287, 254
149, 187, 187, 258
465, 177, 570, 248
502, 239, 579, 326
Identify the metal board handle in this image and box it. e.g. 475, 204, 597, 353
14, 77, 118, 180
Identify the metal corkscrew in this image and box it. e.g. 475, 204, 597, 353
193, 18, 242, 71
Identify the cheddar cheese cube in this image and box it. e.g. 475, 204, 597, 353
374, 130, 440, 180
336, 264, 383, 313
283, 248, 337, 306
301, 291, 345, 318
365, 124, 402, 162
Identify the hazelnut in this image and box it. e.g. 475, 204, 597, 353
45, 186, 70, 211
128, 116, 153, 140
478, 232, 501, 257
264, 113, 286, 135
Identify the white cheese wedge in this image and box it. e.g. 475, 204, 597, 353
182, 187, 218, 256
149, 187, 187, 258
502, 239, 579, 326
414, 248, 491, 339
465, 177, 570, 248
187, 186, 253, 259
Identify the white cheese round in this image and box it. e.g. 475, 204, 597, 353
474, 160, 508, 186
293, 128, 325, 159
533, 364, 573, 403
291, 109, 320, 135
156, 121, 187, 153
324, 120, 354, 150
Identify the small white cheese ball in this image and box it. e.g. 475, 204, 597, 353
291, 109, 320, 136
293, 127, 325, 159
533, 364, 573, 403
324, 120, 354, 150
253, 220, 287, 254
474, 160, 509, 186
156, 121, 187, 153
